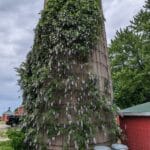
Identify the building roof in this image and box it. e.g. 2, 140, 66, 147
3, 107, 13, 116
119, 102, 150, 117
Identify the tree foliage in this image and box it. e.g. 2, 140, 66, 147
109, 0, 150, 108
18, 0, 117, 149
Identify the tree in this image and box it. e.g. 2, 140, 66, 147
18, 0, 117, 149
109, 0, 150, 108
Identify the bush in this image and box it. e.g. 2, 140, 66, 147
0, 141, 13, 150
7, 129, 25, 150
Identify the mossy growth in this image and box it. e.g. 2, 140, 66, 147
18, 0, 118, 149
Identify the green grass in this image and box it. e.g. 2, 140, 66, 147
0, 122, 13, 150
0, 130, 8, 139
0, 124, 24, 150
0, 121, 5, 125
0, 124, 9, 140
0, 141, 13, 150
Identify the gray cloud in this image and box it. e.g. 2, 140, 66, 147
0, 0, 43, 114
0, 0, 145, 114
102, 0, 145, 44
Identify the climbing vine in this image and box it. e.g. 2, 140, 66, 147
18, 0, 118, 149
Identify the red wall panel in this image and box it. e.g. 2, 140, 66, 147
120, 117, 150, 150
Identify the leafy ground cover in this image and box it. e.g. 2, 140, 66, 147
0, 141, 13, 150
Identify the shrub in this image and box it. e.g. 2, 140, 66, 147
7, 129, 25, 150
0, 141, 13, 150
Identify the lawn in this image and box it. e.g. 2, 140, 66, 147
0, 121, 5, 125
0, 121, 13, 150
0, 130, 7, 139
0, 141, 13, 150
0, 122, 9, 140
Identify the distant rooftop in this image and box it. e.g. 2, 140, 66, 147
3, 107, 14, 116
119, 102, 150, 117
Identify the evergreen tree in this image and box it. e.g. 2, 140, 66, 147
109, 0, 150, 108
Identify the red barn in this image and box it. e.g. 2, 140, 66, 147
15, 105, 24, 116
119, 102, 150, 150
2, 107, 13, 122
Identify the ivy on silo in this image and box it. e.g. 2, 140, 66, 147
18, 0, 118, 149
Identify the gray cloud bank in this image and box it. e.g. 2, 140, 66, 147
102, 0, 145, 44
0, 0, 145, 114
0, 0, 43, 114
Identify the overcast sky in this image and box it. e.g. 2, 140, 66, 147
0, 0, 145, 115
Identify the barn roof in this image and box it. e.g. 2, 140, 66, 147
3, 107, 13, 116
119, 102, 150, 117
